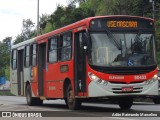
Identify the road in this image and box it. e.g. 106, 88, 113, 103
0, 96, 160, 120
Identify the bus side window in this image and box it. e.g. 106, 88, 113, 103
60, 32, 72, 61
30, 44, 37, 66
48, 36, 58, 63
12, 50, 17, 69
24, 46, 30, 67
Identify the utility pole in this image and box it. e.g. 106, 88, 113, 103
37, 0, 40, 36
149, 0, 155, 20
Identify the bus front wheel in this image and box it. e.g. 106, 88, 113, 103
26, 85, 43, 106
118, 97, 133, 110
66, 84, 82, 110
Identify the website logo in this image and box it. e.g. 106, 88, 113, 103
2, 112, 11, 117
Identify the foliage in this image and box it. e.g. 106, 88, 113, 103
0, 37, 11, 67
39, 14, 49, 34
22, 19, 35, 39
14, 34, 25, 44
38, 4, 95, 34
0, 91, 14, 96
0, 37, 11, 77
42, 22, 53, 34
5, 66, 10, 80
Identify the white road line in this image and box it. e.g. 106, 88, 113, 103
107, 117, 136, 120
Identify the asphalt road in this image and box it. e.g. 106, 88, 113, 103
0, 96, 160, 120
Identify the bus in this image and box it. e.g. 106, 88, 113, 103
10, 15, 158, 110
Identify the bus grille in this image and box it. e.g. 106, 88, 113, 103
109, 81, 144, 84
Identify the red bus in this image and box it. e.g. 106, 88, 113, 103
11, 15, 158, 110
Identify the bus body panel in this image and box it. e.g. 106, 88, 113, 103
10, 38, 35, 96
87, 64, 158, 97
10, 73, 18, 96
30, 66, 38, 97
87, 64, 158, 84
44, 53, 74, 98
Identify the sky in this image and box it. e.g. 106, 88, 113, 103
0, 0, 68, 41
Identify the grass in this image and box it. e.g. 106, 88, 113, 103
0, 90, 14, 96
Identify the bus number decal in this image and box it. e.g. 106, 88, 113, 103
109, 76, 124, 80
134, 75, 146, 80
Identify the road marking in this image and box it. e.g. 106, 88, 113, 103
108, 117, 136, 120
0, 106, 16, 110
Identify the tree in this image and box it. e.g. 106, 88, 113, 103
39, 14, 49, 34
3, 37, 11, 52
0, 37, 11, 67
14, 34, 26, 44
14, 19, 36, 44
22, 19, 35, 40
0, 37, 12, 77
67, 0, 87, 5
39, 3, 94, 34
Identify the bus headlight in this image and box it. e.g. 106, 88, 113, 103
88, 72, 108, 86
145, 74, 158, 85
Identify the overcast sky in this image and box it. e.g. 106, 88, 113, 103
0, 0, 68, 41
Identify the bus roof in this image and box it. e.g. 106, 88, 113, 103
12, 15, 154, 48
89, 15, 154, 21
36, 15, 154, 41
12, 38, 35, 49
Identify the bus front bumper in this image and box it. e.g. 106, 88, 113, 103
88, 80, 158, 97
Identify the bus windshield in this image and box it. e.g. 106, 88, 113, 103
89, 32, 156, 67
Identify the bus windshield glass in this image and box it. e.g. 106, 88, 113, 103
89, 32, 156, 67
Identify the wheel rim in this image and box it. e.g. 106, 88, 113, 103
68, 89, 74, 104
26, 90, 31, 104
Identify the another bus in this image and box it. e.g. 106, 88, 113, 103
11, 15, 158, 110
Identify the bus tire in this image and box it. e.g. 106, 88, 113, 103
153, 96, 160, 104
118, 97, 133, 110
64, 98, 68, 106
66, 84, 82, 110
26, 84, 43, 106
26, 84, 35, 106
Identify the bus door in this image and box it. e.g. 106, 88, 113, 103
17, 49, 24, 95
38, 43, 46, 96
74, 31, 87, 96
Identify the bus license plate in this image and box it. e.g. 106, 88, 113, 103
122, 87, 133, 92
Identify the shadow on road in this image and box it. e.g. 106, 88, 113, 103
41, 102, 132, 112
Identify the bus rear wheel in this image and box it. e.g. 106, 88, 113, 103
118, 97, 133, 110
66, 84, 82, 110
26, 85, 43, 106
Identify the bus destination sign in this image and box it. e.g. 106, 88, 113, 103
107, 21, 138, 28
90, 17, 154, 30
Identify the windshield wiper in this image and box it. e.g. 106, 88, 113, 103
134, 32, 141, 43
105, 29, 121, 50
131, 32, 142, 53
